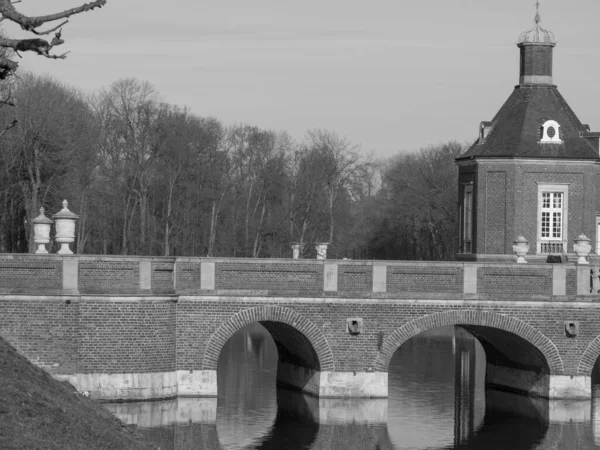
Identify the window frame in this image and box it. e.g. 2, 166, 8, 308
537, 183, 569, 254
462, 183, 474, 253
596, 215, 600, 255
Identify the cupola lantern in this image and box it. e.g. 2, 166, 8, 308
517, 1, 555, 85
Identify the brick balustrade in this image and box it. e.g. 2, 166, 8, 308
0, 253, 595, 300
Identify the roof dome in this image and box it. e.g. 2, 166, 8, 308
518, 2, 555, 45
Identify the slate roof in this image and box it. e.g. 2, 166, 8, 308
457, 85, 600, 161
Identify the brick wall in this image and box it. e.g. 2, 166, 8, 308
3, 254, 600, 386
338, 264, 372, 292
0, 259, 62, 291
78, 299, 176, 373
478, 266, 552, 296
214, 261, 322, 291
1, 255, 594, 299
474, 161, 598, 256
173, 297, 600, 378
0, 297, 78, 374
387, 265, 463, 293
485, 171, 507, 253
175, 261, 201, 291
520, 45, 553, 77
152, 261, 175, 294
79, 260, 139, 293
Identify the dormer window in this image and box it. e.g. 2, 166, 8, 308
479, 121, 493, 143
541, 120, 562, 143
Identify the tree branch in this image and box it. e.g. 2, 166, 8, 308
0, 0, 107, 32
30, 20, 69, 36
0, 55, 17, 79
0, 117, 18, 139
0, 1, 107, 78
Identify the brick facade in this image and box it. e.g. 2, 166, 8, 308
520, 44, 553, 79
458, 160, 599, 256
0, 258, 62, 291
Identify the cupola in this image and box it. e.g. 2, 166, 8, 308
517, 1, 555, 85
455, 3, 600, 260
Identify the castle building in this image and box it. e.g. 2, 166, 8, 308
455, 5, 600, 260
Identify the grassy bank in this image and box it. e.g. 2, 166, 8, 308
0, 337, 154, 449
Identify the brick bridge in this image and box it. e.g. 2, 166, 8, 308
2, 254, 600, 400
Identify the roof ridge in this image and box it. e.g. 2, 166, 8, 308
513, 87, 532, 157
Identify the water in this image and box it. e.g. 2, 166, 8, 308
105, 324, 600, 449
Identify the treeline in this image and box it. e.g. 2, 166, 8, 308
0, 74, 466, 260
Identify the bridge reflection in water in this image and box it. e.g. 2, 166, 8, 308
105, 324, 600, 449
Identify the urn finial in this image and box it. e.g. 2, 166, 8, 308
513, 236, 530, 264
573, 234, 592, 265
32, 206, 53, 254
52, 199, 79, 255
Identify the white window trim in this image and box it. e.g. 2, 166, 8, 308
596, 215, 600, 255
463, 184, 474, 253
541, 120, 562, 143
537, 183, 569, 254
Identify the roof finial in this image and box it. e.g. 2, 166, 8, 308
518, 0, 555, 45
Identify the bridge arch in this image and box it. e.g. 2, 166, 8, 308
374, 310, 563, 375
202, 306, 335, 372
577, 336, 600, 376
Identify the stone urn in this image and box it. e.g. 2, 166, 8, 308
52, 200, 79, 255
316, 243, 329, 260
291, 243, 302, 259
512, 236, 529, 264
32, 207, 53, 254
573, 234, 592, 265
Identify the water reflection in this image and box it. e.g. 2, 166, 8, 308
104, 324, 600, 449
216, 324, 277, 449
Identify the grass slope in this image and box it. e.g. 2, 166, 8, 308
0, 337, 155, 449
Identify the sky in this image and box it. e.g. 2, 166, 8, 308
6, 0, 600, 159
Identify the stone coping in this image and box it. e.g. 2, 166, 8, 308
0, 253, 585, 267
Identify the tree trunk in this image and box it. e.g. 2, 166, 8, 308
252, 195, 267, 257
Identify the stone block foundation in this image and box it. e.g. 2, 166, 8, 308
486, 363, 591, 399
276, 361, 388, 398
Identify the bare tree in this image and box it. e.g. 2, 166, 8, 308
94, 78, 160, 255
0, 1, 107, 79
0, 73, 97, 252
369, 141, 465, 260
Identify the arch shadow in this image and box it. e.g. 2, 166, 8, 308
374, 310, 563, 376
202, 306, 335, 380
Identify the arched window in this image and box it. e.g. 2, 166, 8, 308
540, 120, 562, 143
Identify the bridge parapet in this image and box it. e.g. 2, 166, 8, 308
0, 254, 597, 300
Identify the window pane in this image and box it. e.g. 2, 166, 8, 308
543, 193, 550, 208
553, 212, 562, 238
553, 193, 562, 209
542, 212, 550, 238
